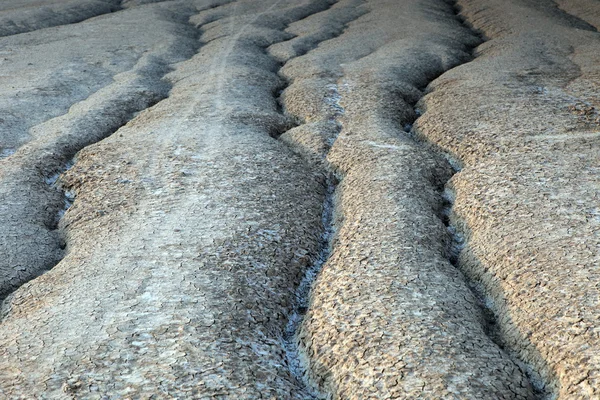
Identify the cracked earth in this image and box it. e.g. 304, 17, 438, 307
0, 0, 599, 399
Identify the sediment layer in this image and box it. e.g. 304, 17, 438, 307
0, 0, 599, 399
414, 0, 600, 396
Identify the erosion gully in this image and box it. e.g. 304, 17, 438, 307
2, 0, 549, 397
0, 3, 228, 311
270, 1, 547, 398
409, 4, 549, 399
249, 3, 362, 397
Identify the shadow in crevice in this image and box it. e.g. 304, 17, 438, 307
445, 184, 559, 399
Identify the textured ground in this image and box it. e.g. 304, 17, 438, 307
0, 0, 598, 399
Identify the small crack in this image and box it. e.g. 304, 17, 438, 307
44, 158, 76, 232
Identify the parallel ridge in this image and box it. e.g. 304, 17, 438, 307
275, 0, 536, 398
0, 0, 339, 398
415, 0, 600, 397
0, 0, 598, 398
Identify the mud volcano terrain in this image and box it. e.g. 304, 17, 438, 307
0, 0, 599, 398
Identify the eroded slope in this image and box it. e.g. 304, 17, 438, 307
274, 0, 535, 398
415, 0, 600, 396
0, 0, 598, 398
0, 0, 330, 397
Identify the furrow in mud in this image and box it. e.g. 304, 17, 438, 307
281, 180, 335, 399
0, 4, 209, 306
413, 0, 600, 397
1, 0, 598, 398
0, 1, 349, 398
276, 0, 539, 398
401, 36, 547, 393
440, 179, 551, 398
407, 99, 545, 398
264, 4, 368, 394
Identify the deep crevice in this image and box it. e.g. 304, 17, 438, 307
209, 0, 365, 395
405, 2, 550, 398
439, 180, 551, 399
262, 2, 364, 397
282, 178, 336, 400
0, 10, 219, 319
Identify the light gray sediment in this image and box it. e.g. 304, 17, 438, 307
414, 0, 600, 396
0, 0, 122, 37
0, 0, 598, 398
0, 0, 346, 398
274, 0, 535, 398
0, 2, 203, 304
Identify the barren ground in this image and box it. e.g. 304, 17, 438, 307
0, 0, 599, 399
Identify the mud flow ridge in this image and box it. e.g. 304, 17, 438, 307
405, 5, 547, 397
0, 0, 124, 38
273, 0, 551, 396
282, 180, 336, 399
2, 0, 597, 397
263, 4, 365, 395
0, 96, 167, 310
0, 7, 215, 313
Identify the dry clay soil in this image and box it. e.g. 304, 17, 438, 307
0, 0, 599, 399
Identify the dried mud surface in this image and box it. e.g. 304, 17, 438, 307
0, 0, 598, 399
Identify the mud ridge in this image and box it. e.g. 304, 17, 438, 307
0, 1, 124, 38
265, 4, 365, 395
0, 10, 223, 315
0, 96, 166, 312
407, 3, 546, 397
